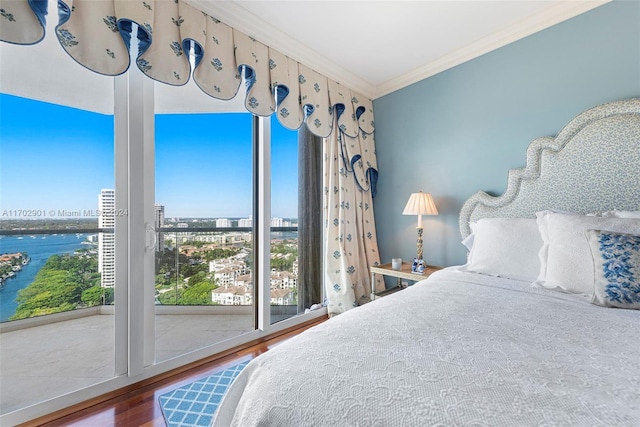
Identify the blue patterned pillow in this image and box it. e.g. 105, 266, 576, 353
586, 229, 640, 309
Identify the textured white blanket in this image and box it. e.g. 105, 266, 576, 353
213, 268, 640, 426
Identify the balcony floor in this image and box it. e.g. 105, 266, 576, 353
0, 313, 253, 415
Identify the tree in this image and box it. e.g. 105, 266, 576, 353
11, 253, 99, 320
81, 285, 104, 306
180, 261, 208, 278
103, 287, 114, 304
156, 278, 218, 305
188, 271, 207, 287
180, 281, 217, 305
158, 288, 182, 305
271, 257, 293, 271
203, 247, 240, 261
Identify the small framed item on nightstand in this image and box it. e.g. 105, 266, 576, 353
370, 262, 442, 300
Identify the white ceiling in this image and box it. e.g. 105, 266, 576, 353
190, 0, 611, 99
0, 0, 611, 114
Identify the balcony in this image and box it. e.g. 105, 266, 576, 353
0, 226, 307, 419
0, 305, 265, 415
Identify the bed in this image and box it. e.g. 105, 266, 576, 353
212, 98, 640, 426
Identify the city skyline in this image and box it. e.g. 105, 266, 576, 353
0, 93, 299, 219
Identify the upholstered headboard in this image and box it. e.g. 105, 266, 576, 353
459, 98, 640, 239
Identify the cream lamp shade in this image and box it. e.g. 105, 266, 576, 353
402, 192, 438, 228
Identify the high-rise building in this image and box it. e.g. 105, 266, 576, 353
98, 189, 116, 288
238, 216, 252, 228
155, 203, 165, 252
216, 218, 231, 228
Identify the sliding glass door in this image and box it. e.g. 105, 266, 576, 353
154, 110, 256, 362
0, 92, 117, 413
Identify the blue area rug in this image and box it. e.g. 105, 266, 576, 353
159, 360, 249, 427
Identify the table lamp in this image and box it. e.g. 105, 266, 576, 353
402, 191, 438, 261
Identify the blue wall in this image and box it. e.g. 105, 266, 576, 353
373, 0, 640, 268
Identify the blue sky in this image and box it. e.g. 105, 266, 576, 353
0, 94, 298, 219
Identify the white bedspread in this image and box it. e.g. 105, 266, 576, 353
212, 268, 640, 426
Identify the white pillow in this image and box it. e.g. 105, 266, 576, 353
601, 210, 640, 219
534, 210, 586, 284
586, 229, 640, 309
461, 222, 476, 252
535, 211, 640, 294
461, 217, 543, 282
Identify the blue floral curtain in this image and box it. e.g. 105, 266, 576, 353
324, 114, 382, 315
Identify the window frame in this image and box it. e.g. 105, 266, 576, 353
124, 74, 328, 373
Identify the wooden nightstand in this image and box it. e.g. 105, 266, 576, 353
370, 262, 442, 300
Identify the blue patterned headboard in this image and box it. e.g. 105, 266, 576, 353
460, 98, 640, 239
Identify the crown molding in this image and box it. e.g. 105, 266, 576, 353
374, 0, 612, 99
187, 0, 611, 101
186, 0, 376, 99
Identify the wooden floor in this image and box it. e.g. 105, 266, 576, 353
21, 317, 326, 427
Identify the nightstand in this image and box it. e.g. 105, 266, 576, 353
370, 262, 442, 300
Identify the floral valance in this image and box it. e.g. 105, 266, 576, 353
0, 0, 377, 193
0, 0, 374, 134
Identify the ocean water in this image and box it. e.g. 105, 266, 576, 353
0, 234, 88, 322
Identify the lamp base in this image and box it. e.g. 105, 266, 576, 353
416, 226, 424, 261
